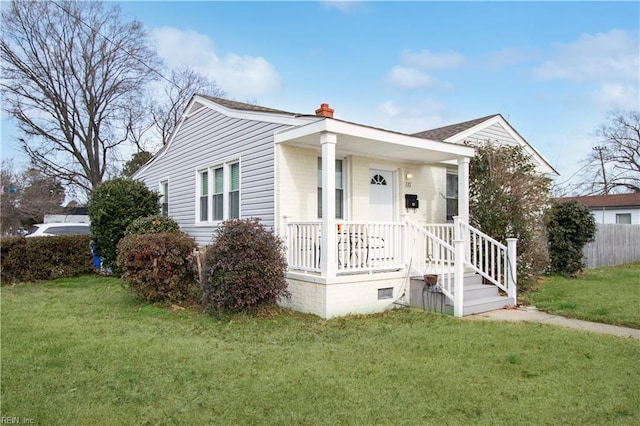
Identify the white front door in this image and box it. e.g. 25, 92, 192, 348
369, 169, 395, 222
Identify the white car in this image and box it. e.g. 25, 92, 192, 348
25, 222, 91, 237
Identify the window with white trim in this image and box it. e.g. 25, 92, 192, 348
317, 157, 344, 219
159, 180, 169, 216
197, 161, 240, 223
446, 170, 458, 222
616, 213, 631, 224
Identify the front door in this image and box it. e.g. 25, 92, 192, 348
369, 169, 395, 222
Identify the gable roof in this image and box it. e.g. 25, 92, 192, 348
559, 193, 640, 209
412, 114, 499, 141
412, 113, 558, 176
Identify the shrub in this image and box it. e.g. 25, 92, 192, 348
125, 215, 180, 236
545, 200, 597, 276
470, 143, 552, 288
1, 235, 94, 284
116, 232, 198, 303
202, 218, 289, 313
88, 178, 159, 272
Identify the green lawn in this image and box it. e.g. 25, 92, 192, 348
2, 276, 639, 425
532, 263, 640, 329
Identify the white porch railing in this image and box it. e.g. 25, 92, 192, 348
286, 221, 322, 273
285, 217, 517, 315
405, 220, 455, 300
286, 221, 404, 274
423, 223, 455, 246
456, 218, 517, 303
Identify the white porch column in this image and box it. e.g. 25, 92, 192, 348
457, 157, 470, 224
321, 132, 337, 278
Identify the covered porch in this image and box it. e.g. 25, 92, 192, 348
274, 116, 516, 318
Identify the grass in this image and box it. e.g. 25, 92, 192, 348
532, 263, 640, 329
2, 276, 639, 425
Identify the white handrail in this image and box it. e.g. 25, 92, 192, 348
456, 218, 516, 301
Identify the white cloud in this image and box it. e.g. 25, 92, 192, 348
386, 49, 465, 91
592, 83, 639, 110
400, 49, 467, 71
386, 66, 436, 90
373, 99, 449, 134
321, 1, 366, 14
533, 29, 639, 110
534, 30, 638, 82
150, 27, 282, 98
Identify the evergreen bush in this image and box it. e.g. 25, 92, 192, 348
202, 219, 289, 313
87, 178, 159, 272
545, 200, 597, 276
1, 235, 93, 284
125, 215, 180, 236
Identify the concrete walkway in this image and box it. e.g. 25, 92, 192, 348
467, 306, 640, 340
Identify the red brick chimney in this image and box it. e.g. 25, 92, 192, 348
315, 103, 334, 118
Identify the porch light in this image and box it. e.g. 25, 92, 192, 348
406, 172, 413, 180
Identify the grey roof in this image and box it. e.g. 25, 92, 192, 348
197, 94, 303, 116
412, 114, 500, 141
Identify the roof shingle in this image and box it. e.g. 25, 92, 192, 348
558, 193, 640, 208
412, 114, 500, 141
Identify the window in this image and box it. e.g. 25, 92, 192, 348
616, 213, 632, 224
199, 171, 209, 221
229, 162, 240, 219
317, 158, 344, 219
446, 170, 458, 221
160, 181, 169, 216
197, 161, 240, 223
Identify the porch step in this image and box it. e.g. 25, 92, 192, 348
409, 274, 514, 316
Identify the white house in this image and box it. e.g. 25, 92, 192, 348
134, 95, 556, 319
560, 193, 640, 224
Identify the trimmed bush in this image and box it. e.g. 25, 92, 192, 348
202, 218, 289, 313
116, 232, 198, 303
88, 178, 159, 272
1, 235, 94, 284
125, 215, 180, 236
545, 200, 597, 276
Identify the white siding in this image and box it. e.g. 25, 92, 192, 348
462, 122, 518, 146
276, 146, 450, 227
136, 107, 289, 246
589, 207, 640, 224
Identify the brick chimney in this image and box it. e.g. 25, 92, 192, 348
315, 103, 334, 118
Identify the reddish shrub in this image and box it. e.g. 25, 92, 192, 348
117, 232, 198, 303
202, 219, 289, 313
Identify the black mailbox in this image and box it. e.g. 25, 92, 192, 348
405, 194, 419, 209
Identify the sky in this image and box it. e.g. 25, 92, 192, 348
1, 0, 639, 191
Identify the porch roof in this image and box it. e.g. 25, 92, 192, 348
273, 117, 476, 164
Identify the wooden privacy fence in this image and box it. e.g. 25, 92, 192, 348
583, 224, 640, 269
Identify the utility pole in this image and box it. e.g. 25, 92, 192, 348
592, 146, 609, 195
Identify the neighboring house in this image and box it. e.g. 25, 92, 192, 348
559, 193, 640, 224
44, 206, 90, 224
134, 95, 555, 319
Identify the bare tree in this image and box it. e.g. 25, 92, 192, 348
1, 0, 161, 195
1, 161, 64, 235
581, 110, 640, 194
151, 66, 226, 146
